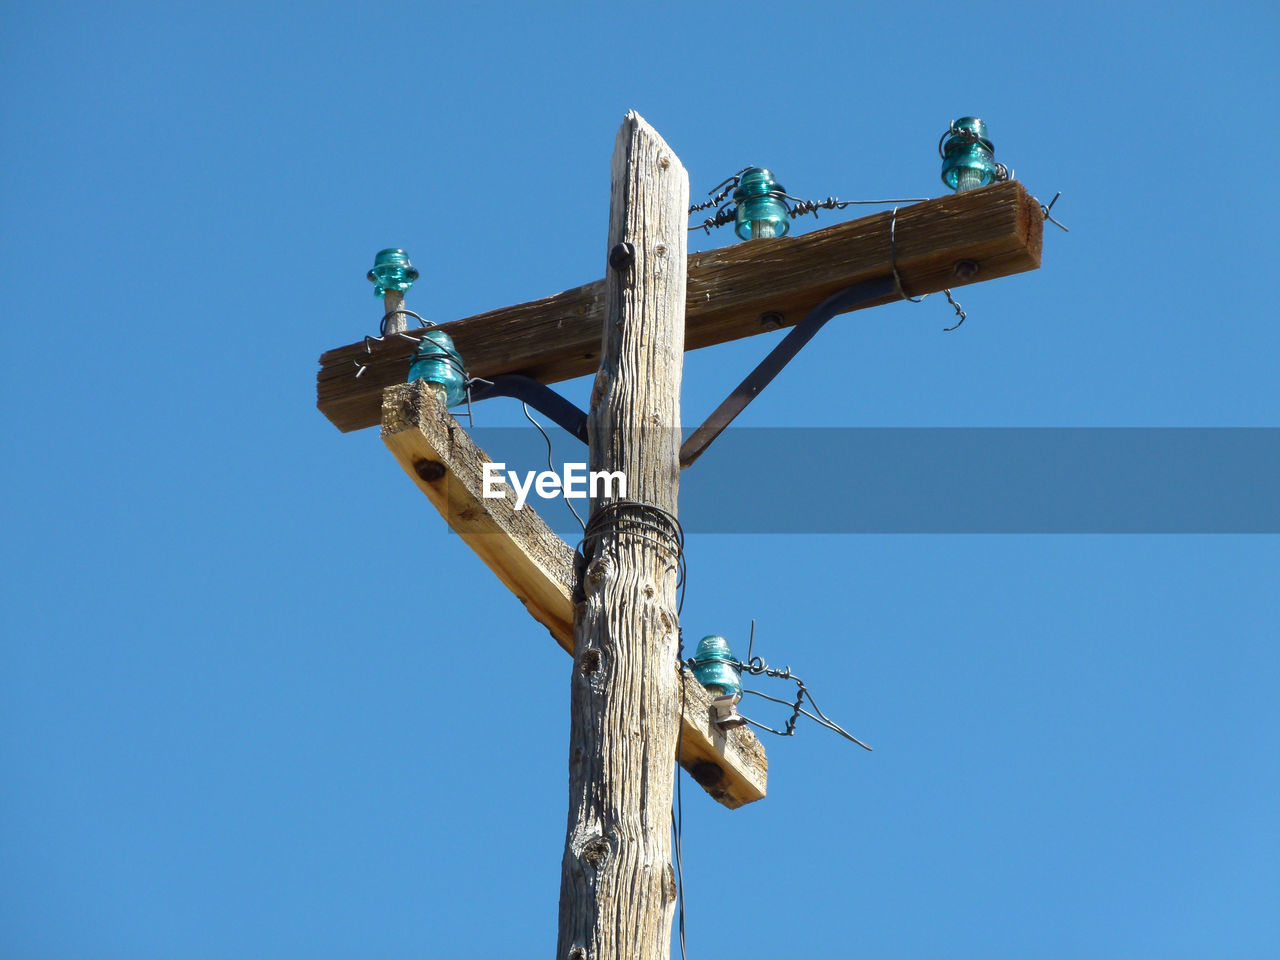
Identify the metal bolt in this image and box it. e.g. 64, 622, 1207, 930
760, 311, 783, 330
953, 259, 980, 280
608, 241, 635, 271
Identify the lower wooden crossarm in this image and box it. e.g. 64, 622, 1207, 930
380, 380, 767, 808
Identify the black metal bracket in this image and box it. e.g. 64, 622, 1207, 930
467, 374, 589, 444
679, 275, 898, 468
467, 274, 897, 463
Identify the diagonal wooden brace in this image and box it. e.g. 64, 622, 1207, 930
381, 380, 768, 808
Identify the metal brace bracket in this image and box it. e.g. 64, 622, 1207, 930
468, 374, 589, 443
466, 274, 897, 465
678, 275, 898, 468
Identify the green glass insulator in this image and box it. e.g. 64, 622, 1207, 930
408, 329, 467, 407
940, 117, 999, 192
691, 635, 742, 700
733, 168, 790, 241
367, 248, 420, 297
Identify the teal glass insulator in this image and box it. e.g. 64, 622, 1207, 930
367, 248, 420, 297
408, 329, 468, 407
733, 168, 790, 241
691, 635, 742, 700
940, 117, 999, 192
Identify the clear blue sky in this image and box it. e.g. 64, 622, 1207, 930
3, 2, 1278, 958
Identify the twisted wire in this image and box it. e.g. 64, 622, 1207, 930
782, 192, 929, 221
687, 622, 872, 751
407, 344, 468, 380
941, 289, 967, 331
689, 205, 738, 234
1038, 191, 1070, 232
687, 167, 749, 214
352, 327, 436, 378
688, 167, 929, 235
889, 205, 969, 331
352, 310, 447, 378
738, 667, 872, 751
576, 500, 686, 614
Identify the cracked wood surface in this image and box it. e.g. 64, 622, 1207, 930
557, 112, 687, 960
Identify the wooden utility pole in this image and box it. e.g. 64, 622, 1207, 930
557, 113, 688, 960
318, 111, 1045, 960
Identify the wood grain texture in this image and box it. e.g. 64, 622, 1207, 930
557, 113, 687, 960
382, 380, 578, 645
381, 380, 766, 811
319, 180, 1043, 432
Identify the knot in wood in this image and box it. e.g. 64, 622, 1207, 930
579, 648, 602, 675
689, 760, 724, 791
413, 458, 446, 482
585, 553, 613, 590
580, 835, 610, 870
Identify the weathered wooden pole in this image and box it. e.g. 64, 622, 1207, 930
557, 113, 688, 960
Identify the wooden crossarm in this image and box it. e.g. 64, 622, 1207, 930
381, 380, 768, 808
320, 180, 1043, 432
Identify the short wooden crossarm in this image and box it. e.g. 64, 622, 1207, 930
381, 380, 768, 808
